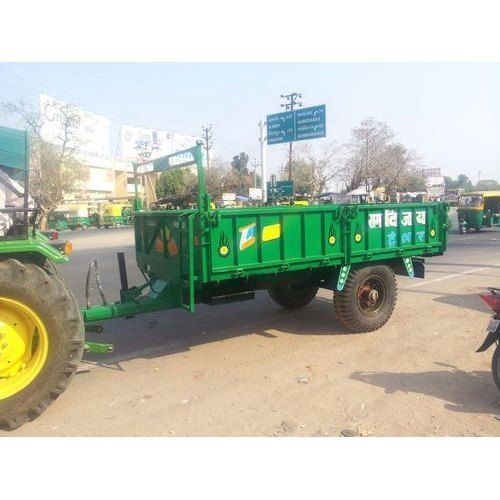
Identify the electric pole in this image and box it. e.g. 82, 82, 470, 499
258, 120, 267, 203
202, 124, 214, 169
280, 92, 303, 180
478, 169, 482, 183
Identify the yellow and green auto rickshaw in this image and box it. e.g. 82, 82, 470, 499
457, 191, 500, 234
102, 203, 133, 228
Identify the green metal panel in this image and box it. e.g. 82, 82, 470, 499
0, 126, 28, 171
133, 202, 447, 287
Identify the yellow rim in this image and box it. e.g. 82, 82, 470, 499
354, 233, 362, 242
219, 245, 229, 256
0, 297, 49, 400
328, 236, 336, 245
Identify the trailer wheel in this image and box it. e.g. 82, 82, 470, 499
334, 265, 397, 333
492, 345, 500, 391
268, 284, 319, 309
0, 259, 84, 429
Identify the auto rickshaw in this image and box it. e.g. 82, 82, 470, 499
47, 211, 69, 231
457, 191, 500, 233
66, 208, 93, 230
102, 203, 133, 228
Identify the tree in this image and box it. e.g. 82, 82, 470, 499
230, 152, 252, 194
444, 174, 473, 191
1, 101, 88, 229
231, 152, 249, 174
476, 179, 500, 190
281, 141, 342, 196
156, 168, 196, 200
342, 117, 422, 194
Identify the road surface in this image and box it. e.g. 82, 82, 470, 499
3, 221, 500, 436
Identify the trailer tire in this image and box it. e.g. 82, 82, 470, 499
268, 284, 319, 309
492, 345, 500, 391
0, 259, 84, 430
334, 265, 397, 333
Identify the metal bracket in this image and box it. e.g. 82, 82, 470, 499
336, 265, 351, 291
84, 341, 114, 354
403, 257, 414, 278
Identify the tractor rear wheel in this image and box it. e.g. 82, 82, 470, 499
268, 284, 319, 309
0, 259, 84, 429
334, 265, 397, 333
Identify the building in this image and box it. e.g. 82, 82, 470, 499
39, 94, 203, 209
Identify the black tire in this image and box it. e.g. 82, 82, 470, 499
492, 345, 500, 391
334, 265, 397, 333
0, 259, 84, 429
268, 283, 319, 309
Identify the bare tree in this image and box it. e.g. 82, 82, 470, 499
2, 101, 88, 228
343, 117, 423, 194
281, 141, 343, 196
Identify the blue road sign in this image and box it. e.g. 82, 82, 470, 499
267, 111, 294, 145
266, 104, 326, 145
295, 105, 326, 141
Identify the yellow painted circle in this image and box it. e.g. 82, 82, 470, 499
328, 236, 336, 245
219, 245, 229, 256
0, 297, 49, 400
430, 229, 436, 237
354, 233, 362, 242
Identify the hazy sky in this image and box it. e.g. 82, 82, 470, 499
0, 62, 498, 181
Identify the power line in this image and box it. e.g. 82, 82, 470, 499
280, 92, 303, 180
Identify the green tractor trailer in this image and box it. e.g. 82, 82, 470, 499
0, 127, 450, 429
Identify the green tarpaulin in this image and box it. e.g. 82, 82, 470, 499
0, 126, 28, 171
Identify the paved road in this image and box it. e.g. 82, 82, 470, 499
4, 221, 500, 436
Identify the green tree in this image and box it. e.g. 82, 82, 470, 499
156, 168, 196, 199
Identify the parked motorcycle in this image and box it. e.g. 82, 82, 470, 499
477, 287, 500, 389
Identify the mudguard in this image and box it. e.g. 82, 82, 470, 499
476, 330, 499, 353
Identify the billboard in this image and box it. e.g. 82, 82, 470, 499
119, 125, 203, 163
39, 93, 110, 160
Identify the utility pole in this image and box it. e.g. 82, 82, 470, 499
250, 158, 259, 188
258, 120, 267, 203
202, 124, 214, 169
280, 92, 303, 181
478, 169, 482, 183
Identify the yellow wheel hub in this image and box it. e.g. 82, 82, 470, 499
0, 297, 49, 400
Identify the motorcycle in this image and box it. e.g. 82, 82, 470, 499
476, 287, 500, 389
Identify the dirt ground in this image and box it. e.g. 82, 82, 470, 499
3, 222, 500, 437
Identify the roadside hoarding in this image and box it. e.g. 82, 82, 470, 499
248, 187, 263, 200
120, 125, 204, 164
39, 93, 110, 160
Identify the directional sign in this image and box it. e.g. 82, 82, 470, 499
266, 105, 326, 145
267, 111, 294, 145
267, 180, 295, 199
295, 105, 326, 141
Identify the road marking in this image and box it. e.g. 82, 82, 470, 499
401, 266, 490, 289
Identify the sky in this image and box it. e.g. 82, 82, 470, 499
0, 62, 498, 181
